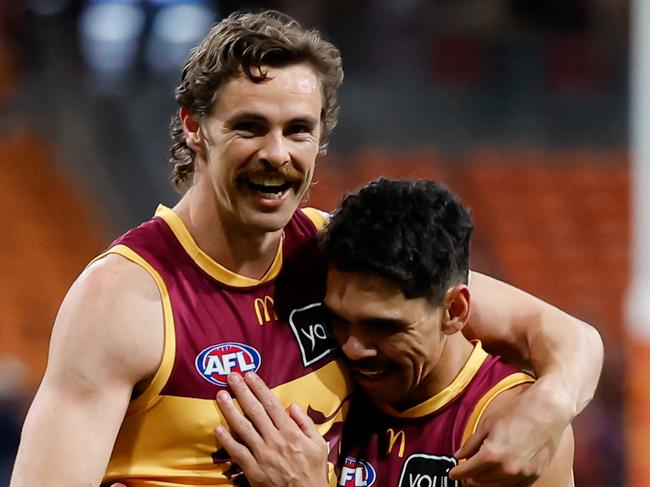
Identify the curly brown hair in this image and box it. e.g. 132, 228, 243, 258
169, 10, 344, 190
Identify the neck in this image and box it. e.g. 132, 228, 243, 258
396, 334, 474, 412
173, 186, 284, 280
430, 334, 475, 395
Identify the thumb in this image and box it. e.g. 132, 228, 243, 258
110, 484, 128, 487
454, 427, 488, 460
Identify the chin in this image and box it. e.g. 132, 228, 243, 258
247, 211, 294, 233
362, 388, 400, 409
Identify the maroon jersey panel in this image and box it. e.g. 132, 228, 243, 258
112, 209, 337, 400
339, 353, 527, 487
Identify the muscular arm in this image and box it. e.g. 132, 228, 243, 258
465, 271, 603, 421
450, 272, 601, 485
11, 255, 163, 487
459, 384, 575, 487
532, 427, 574, 487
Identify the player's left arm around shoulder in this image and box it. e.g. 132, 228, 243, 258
451, 383, 575, 486
464, 271, 604, 419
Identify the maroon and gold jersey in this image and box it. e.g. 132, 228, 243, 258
98, 206, 351, 486
338, 342, 533, 487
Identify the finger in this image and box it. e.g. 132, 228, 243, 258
454, 427, 489, 460
246, 373, 302, 434
110, 484, 128, 487
288, 402, 321, 440
463, 479, 530, 487
463, 467, 531, 485
457, 462, 526, 484
460, 448, 545, 485
216, 389, 264, 448
215, 425, 262, 480
226, 373, 277, 438
448, 449, 495, 480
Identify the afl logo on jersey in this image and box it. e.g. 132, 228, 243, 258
339, 456, 376, 487
195, 342, 262, 386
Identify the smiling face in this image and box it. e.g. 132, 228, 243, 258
325, 268, 470, 411
183, 63, 322, 234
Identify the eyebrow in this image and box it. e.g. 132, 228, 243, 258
322, 304, 404, 329
226, 112, 269, 125
322, 304, 347, 323
286, 115, 320, 127
225, 112, 319, 128
360, 317, 406, 329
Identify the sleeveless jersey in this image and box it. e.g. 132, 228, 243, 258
338, 342, 533, 487
99, 206, 351, 486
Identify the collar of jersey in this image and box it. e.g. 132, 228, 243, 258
154, 204, 283, 287
380, 340, 488, 419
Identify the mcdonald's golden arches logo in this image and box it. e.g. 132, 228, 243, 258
386, 428, 406, 458
254, 296, 278, 325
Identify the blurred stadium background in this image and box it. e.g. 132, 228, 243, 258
0, 0, 642, 485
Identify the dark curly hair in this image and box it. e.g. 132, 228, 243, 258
169, 10, 343, 190
320, 178, 473, 304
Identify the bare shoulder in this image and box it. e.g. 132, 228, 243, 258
11, 253, 165, 485
46, 252, 164, 389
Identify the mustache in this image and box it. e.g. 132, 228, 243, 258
238, 164, 305, 183
346, 358, 387, 370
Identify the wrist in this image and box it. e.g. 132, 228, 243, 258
529, 375, 579, 423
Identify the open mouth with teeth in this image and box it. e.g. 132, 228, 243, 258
352, 367, 388, 382
245, 174, 293, 199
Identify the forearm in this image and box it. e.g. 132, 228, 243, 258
467, 271, 604, 418
526, 310, 603, 418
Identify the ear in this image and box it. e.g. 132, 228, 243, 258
180, 107, 204, 155
441, 285, 471, 335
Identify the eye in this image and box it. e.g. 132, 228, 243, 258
322, 307, 345, 333
286, 123, 313, 138
327, 317, 349, 340
233, 121, 265, 136
365, 319, 404, 335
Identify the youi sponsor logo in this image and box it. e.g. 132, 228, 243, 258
289, 302, 337, 367
397, 453, 459, 487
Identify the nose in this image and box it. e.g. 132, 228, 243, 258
338, 325, 377, 362
258, 131, 290, 169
